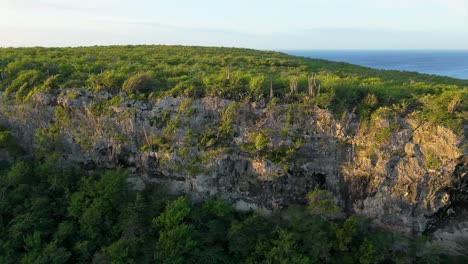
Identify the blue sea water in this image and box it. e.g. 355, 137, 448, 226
283, 50, 468, 80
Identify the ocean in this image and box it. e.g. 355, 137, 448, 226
283, 50, 468, 80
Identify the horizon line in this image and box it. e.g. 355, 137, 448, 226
0, 44, 467, 52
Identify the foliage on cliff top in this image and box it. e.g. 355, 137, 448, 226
0, 45, 466, 133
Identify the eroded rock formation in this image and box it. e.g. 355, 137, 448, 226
1, 89, 466, 252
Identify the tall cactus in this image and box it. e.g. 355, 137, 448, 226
225, 66, 231, 80
308, 73, 315, 97
308, 73, 321, 97
289, 75, 298, 95
269, 75, 274, 99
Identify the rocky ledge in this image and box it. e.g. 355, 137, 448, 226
0, 89, 466, 252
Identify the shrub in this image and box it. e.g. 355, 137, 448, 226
425, 152, 441, 170
313, 90, 335, 108
418, 89, 467, 135
254, 132, 270, 151
307, 190, 342, 217
248, 75, 266, 98
217, 102, 238, 141
5, 70, 43, 101
363, 93, 378, 108
122, 72, 155, 94
0, 129, 22, 155
374, 128, 392, 144
87, 70, 126, 93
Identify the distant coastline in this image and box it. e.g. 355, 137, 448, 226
283, 50, 468, 80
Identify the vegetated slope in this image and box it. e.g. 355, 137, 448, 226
0, 45, 466, 132
0, 45, 467, 263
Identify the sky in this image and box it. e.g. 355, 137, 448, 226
1, 0, 467, 49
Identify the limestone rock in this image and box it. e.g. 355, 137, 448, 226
0, 89, 466, 250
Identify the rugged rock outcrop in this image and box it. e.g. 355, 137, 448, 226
0, 89, 466, 252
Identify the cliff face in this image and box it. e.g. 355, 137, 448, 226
1, 89, 466, 249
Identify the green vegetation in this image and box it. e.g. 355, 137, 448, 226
374, 127, 393, 145
217, 101, 239, 142
425, 152, 442, 170
0, 164, 443, 263
122, 72, 156, 94
0, 126, 22, 158
0, 45, 467, 263
307, 190, 342, 218
0, 46, 466, 135
417, 89, 467, 134
254, 132, 270, 151
1, 124, 460, 263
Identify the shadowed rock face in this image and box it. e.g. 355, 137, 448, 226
1, 89, 466, 250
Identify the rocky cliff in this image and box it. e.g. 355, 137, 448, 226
1, 89, 466, 253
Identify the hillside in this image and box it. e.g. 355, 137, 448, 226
0, 45, 467, 263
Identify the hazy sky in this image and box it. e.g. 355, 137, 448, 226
1, 0, 467, 49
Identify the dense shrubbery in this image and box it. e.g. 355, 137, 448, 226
0, 45, 466, 134
0, 158, 445, 263
0, 128, 462, 264
0, 46, 467, 263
